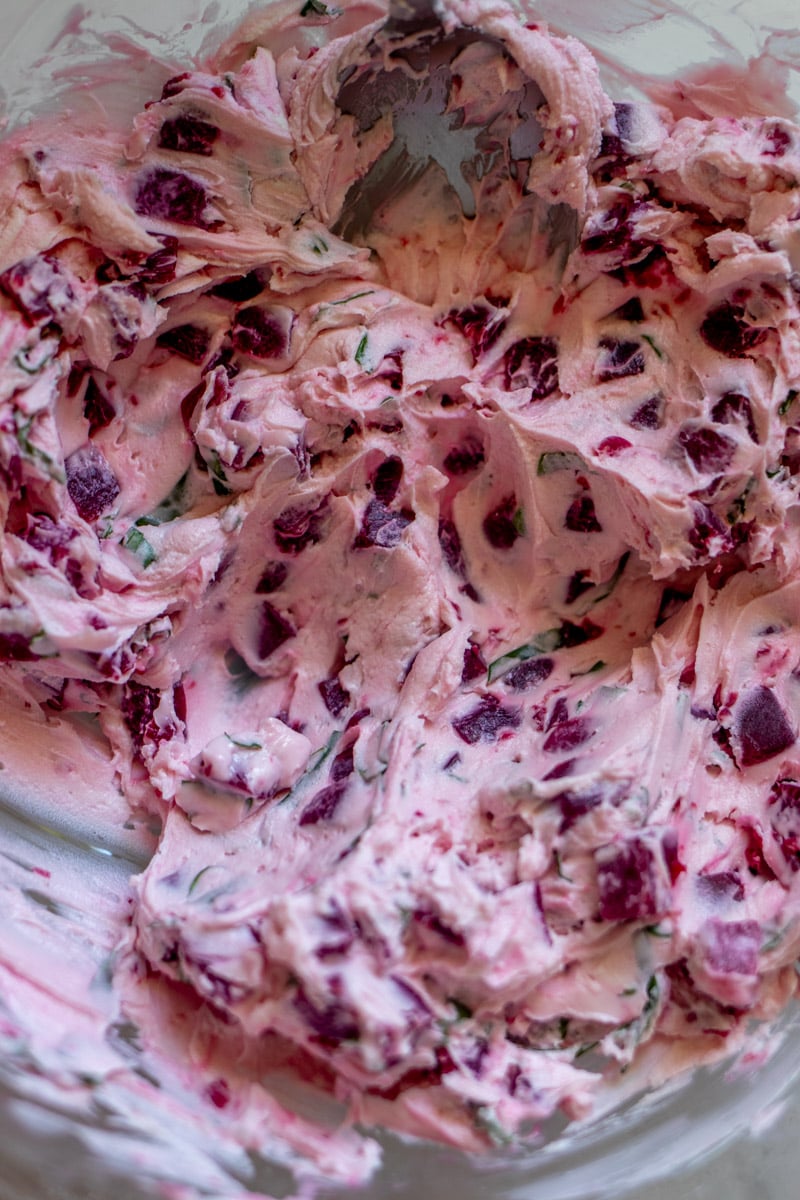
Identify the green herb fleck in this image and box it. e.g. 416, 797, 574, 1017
225, 733, 262, 750
643, 923, 671, 938
512, 507, 526, 536
537, 451, 587, 475
310, 235, 329, 255
136, 471, 190, 527
570, 660, 606, 677
779, 389, 798, 417
641, 333, 663, 359
122, 527, 157, 568
329, 290, 375, 306
355, 332, 370, 369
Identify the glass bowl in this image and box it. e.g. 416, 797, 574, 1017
1, 2, 800, 1198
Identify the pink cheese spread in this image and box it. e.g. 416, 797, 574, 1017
2, 0, 800, 1192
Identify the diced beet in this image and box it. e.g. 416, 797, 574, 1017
256, 601, 295, 658
0, 254, 75, 324
595, 837, 665, 922
565, 570, 593, 605
769, 778, 800, 869
596, 337, 645, 382
503, 336, 559, 399
443, 436, 485, 476
628, 395, 663, 430
542, 758, 578, 780
547, 697, 569, 729
697, 872, 745, 903
121, 680, 161, 754
329, 744, 355, 782
699, 302, 768, 358
581, 196, 634, 254
763, 121, 792, 157
207, 270, 265, 302
0, 632, 36, 662
273, 500, 327, 554
662, 829, 685, 884
24, 513, 76, 561
565, 494, 602, 533
299, 781, 347, 826
743, 824, 776, 879
447, 301, 508, 362
83, 378, 116, 435
377, 350, 403, 391
354, 498, 414, 548
160, 73, 191, 100
612, 296, 645, 322
711, 392, 759, 443
502, 656, 554, 692
555, 786, 604, 833
483, 495, 522, 549
65, 445, 120, 522
678, 425, 736, 473
138, 237, 179, 285
452, 695, 521, 745
231, 305, 293, 359
596, 435, 632, 455
134, 168, 218, 229
205, 1079, 230, 1109
371, 456, 403, 503
734, 685, 795, 766
699, 918, 760, 975
559, 619, 603, 647
688, 503, 734, 558
293, 986, 359, 1041
438, 516, 466, 574
158, 114, 220, 156
543, 717, 592, 753
319, 676, 350, 717
461, 643, 487, 684
156, 323, 211, 364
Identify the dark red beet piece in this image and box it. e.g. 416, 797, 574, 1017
83, 378, 116, 435
596, 337, 645, 382
372, 456, 403, 503
134, 168, 217, 229
319, 677, 351, 717
735, 686, 795, 766
611, 296, 645, 322
0, 254, 75, 324
700, 303, 767, 358
452, 695, 521, 745
503, 336, 559, 398
542, 717, 592, 753
413, 908, 465, 947
273, 500, 327, 554
443, 436, 485, 476
711, 392, 759, 443
555, 785, 604, 833
156, 323, 211, 364
447, 301, 508, 362
0, 633, 36, 662
121, 680, 163, 754
581, 196, 634, 254
503, 656, 554, 692
628, 395, 663, 430
255, 561, 288, 594
688, 503, 734, 558
596, 436, 631, 455
700, 918, 760, 974
678, 425, 736, 473
138, 237, 179, 285
438, 516, 466, 574
559, 619, 603, 647
256, 601, 296, 658
461, 643, 487, 684
596, 837, 665, 922
354, 498, 414, 548
329, 744, 355, 783
231, 305, 293, 358
565, 571, 594, 604
158, 115, 220, 156
299, 781, 347, 826
763, 122, 792, 157
207, 270, 265, 302
205, 1079, 230, 1109
293, 986, 359, 1041
696, 871, 745, 903
565, 494, 602, 533
65, 445, 120, 522
483, 495, 522, 549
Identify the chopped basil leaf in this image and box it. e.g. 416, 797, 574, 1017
122, 527, 157, 567
537, 451, 587, 475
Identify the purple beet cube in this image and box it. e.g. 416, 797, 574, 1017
256, 601, 296, 658
565, 494, 602, 533
503, 336, 559, 399
596, 837, 668, 922
452, 695, 521, 745
483, 495, 522, 549
231, 305, 294, 359
700, 302, 768, 358
158, 115, 220, 156
155, 323, 211, 364
65, 445, 120, 522
354, 498, 414, 548
596, 337, 646, 382
678, 425, 736, 473
698, 918, 760, 975
734, 686, 795, 766
134, 168, 218, 229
